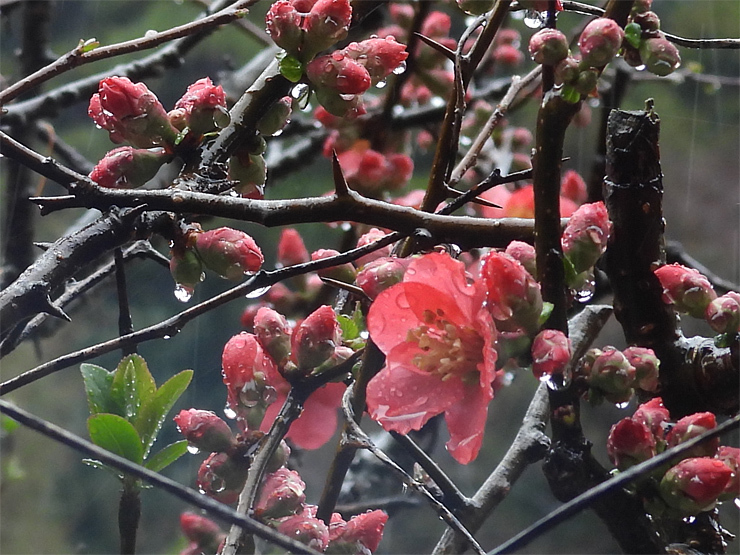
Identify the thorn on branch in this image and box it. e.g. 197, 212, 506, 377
413, 32, 457, 63
331, 151, 350, 197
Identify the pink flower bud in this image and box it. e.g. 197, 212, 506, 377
354, 228, 393, 267
622, 346, 660, 392
531, 329, 572, 380
389, 3, 414, 26
654, 264, 717, 319
510, 127, 533, 150
607, 417, 656, 469
265, 0, 303, 54
578, 18, 624, 68
666, 412, 719, 458
705, 292, 740, 334
180, 512, 224, 553
588, 346, 635, 405
307, 52, 372, 95
528, 28, 569, 66
175, 409, 236, 453
632, 397, 670, 439
277, 228, 310, 267
481, 250, 543, 334
254, 307, 292, 366
660, 458, 732, 515
492, 44, 524, 66
717, 446, 740, 499
172, 77, 228, 136
311, 249, 357, 283
314, 87, 367, 118
504, 241, 536, 278
291, 305, 340, 370
275, 506, 330, 551
88, 77, 177, 148
355, 256, 412, 299
561, 201, 611, 274
169, 248, 204, 296
89, 146, 168, 189
255, 468, 306, 519
343, 37, 409, 85
633, 10, 661, 33
195, 228, 263, 281
560, 169, 587, 204
196, 452, 248, 504
329, 510, 389, 553
421, 11, 451, 38
304, 0, 352, 56
640, 37, 681, 77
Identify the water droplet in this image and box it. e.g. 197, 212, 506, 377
574, 278, 596, 303
213, 478, 226, 493
224, 406, 237, 419
271, 128, 283, 137
144, 29, 158, 38
187, 444, 200, 454
163, 335, 171, 340
246, 285, 271, 299
635, 64, 646, 71
430, 96, 445, 108
683, 515, 697, 524
174, 284, 193, 302
734, 498, 740, 509
262, 385, 278, 405
460, 136, 472, 147
340, 222, 352, 231
523, 10, 543, 29
291, 83, 309, 100
376, 79, 387, 89
339, 93, 356, 101
393, 61, 407, 75
615, 401, 630, 409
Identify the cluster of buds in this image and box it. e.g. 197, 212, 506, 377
654, 264, 739, 337
607, 398, 739, 517
579, 345, 660, 405
335, 141, 414, 195
622, 1, 681, 76
169, 226, 264, 301
254, 465, 388, 553
88, 76, 228, 188
306, 37, 409, 117
178, 512, 225, 555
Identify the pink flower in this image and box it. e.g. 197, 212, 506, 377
561, 201, 611, 274
306, 52, 372, 95
366, 252, 499, 464
195, 227, 264, 281
174, 409, 235, 453
253, 307, 292, 366
502, 185, 577, 218
717, 446, 740, 498
311, 249, 357, 283
356, 256, 412, 299
504, 241, 536, 278
607, 417, 656, 469
337, 146, 413, 194
531, 329, 572, 380
343, 37, 409, 84
88, 77, 177, 148
355, 228, 393, 267
587, 346, 635, 405
660, 457, 733, 515
654, 264, 717, 319
89, 146, 168, 189
492, 44, 524, 66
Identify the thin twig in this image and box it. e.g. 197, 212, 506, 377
0, 399, 322, 555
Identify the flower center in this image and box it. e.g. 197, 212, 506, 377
406, 309, 483, 382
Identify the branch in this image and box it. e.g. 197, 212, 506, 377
0, 399, 323, 555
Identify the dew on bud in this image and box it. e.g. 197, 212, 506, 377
174, 284, 194, 303
224, 405, 237, 419
615, 401, 631, 409
376, 79, 387, 89
271, 128, 284, 137
245, 285, 271, 299
340, 222, 352, 231
187, 444, 200, 455
392, 61, 407, 75
502, 371, 515, 386
262, 385, 278, 404
339, 93, 356, 101
523, 10, 543, 29
291, 83, 309, 100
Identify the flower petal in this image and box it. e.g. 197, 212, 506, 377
287, 382, 346, 449
366, 350, 464, 435
444, 381, 493, 464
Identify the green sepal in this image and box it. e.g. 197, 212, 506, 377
538, 302, 554, 327
714, 332, 738, 349
136, 370, 193, 458
624, 23, 642, 49
87, 413, 144, 465
562, 255, 579, 288
81, 363, 116, 415
560, 85, 581, 104
145, 440, 188, 472
278, 54, 304, 83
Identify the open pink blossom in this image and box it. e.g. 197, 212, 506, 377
366, 252, 499, 464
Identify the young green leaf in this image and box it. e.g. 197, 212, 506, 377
145, 440, 188, 472
136, 370, 193, 458
80, 363, 115, 415
110, 355, 156, 422
88, 413, 144, 465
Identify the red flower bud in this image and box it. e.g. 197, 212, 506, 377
492, 44, 524, 66
531, 329, 572, 380
174, 409, 236, 453
666, 412, 719, 458
307, 52, 372, 95
311, 249, 357, 283
481, 250, 543, 334
660, 457, 732, 515
329, 510, 388, 553
171, 77, 228, 136
88, 77, 177, 148
504, 241, 536, 278
180, 512, 224, 553
313, 87, 367, 118
622, 346, 660, 392
632, 397, 670, 439
640, 36, 681, 77
561, 201, 611, 274
255, 468, 306, 519
528, 28, 569, 66
291, 305, 340, 370
355, 256, 412, 299
607, 417, 656, 469
717, 446, 740, 499
343, 37, 409, 85
304, 0, 352, 55
275, 506, 330, 551
196, 452, 248, 504
578, 17, 624, 68
560, 169, 587, 204
354, 227, 393, 267
254, 307, 292, 366
654, 264, 717, 319
89, 146, 168, 189
277, 228, 310, 267
705, 292, 740, 334
195, 227, 263, 281
265, 0, 303, 54
518, 0, 562, 11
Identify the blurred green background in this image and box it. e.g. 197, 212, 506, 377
1, 0, 738, 553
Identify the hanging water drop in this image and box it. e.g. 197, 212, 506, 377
224, 406, 237, 419
245, 285, 271, 299
392, 61, 407, 75
635, 64, 646, 71
271, 128, 283, 137
291, 83, 309, 100
186, 444, 200, 455
615, 401, 631, 409
375, 79, 387, 89
174, 284, 193, 302
339, 93, 356, 101
523, 10, 543, 29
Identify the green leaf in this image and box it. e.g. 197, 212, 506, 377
538, 302, 554, 327
624, 23, 642, 49
560, 85, 581, 104
145, 440, 188, 472
79, 38, 100, 53
562, 255, 579, 288
136, 370, 193, 458
80, 363, 115, 415
279, 55, 304, 83
338, 314, 359, 341
1, 415, 19, 434
88, 413, 144, 465
110, 354, 156, 422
